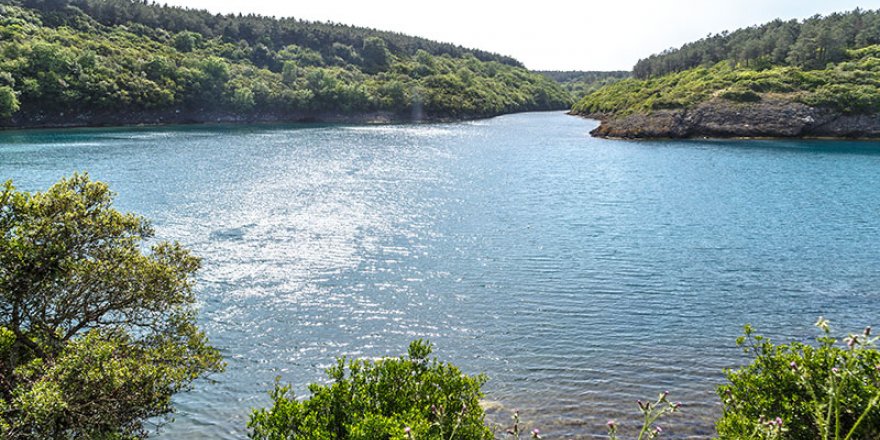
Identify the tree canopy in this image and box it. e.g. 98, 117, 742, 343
0, 174, 223, 439
535, 70, 630, 99
0, 0, 572, 126
572, 9, 880, 119
633, 8, 880, 78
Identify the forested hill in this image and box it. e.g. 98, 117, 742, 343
570, 7, 880, 139
0, 0, 572, 128
633, 8, 880, 78
59, 0, 523, 67
534, 71, 630, 98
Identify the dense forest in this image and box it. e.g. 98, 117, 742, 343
535, 70, 629, 99
0, 0, 572, 127
573, 8, 880, 122
633, 8, 880, 78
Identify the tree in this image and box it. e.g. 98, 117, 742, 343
172, 31, 200, 52
0, 86, 19, 118
361, 36, 391, 74
0, 174, 223, 439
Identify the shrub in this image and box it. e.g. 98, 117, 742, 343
716, 318, 880, 440
248, 340, 493, 440
719, 87, 762, 103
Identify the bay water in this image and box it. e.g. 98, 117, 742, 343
3, 112, 880, 438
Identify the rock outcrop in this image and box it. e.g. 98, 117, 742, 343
585, 98, 880, 139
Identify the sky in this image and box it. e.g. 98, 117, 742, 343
160, 0, 880, 71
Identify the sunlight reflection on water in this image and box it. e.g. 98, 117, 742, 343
3, 113, 880, 439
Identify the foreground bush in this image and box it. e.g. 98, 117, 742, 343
249, 340, 492, 440
717, 319, 880, 440
0, 174, 223, 439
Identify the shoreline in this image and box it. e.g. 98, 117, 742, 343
0, 108, 570, 133
572, 99, 880, 141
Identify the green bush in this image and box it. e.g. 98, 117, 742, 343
719, 87, 762, 103
248, 340, 493, 440
0, 86, 19, 118
717, 319, 880, 440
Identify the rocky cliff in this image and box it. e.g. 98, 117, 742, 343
585, 98, 880, 139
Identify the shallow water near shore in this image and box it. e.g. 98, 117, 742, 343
3, 111, 880, 439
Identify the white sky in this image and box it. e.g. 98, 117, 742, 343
160, 0, 880, 71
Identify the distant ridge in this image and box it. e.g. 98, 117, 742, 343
0, 0, 572, 129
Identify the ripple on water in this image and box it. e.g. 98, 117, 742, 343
2, 113, 880, 439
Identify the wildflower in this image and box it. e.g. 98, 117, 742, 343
832, 367, 840, 374
650, 425, 663, 439
816, 316, 830, 332
607, 419, 617, 430
774, 417, 783, 426
531, 428, 542, 439
790, 361, 798, 371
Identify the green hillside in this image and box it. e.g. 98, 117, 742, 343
535, 70, 629, 99
0, 0, 572, 127
573, 9, 880, 121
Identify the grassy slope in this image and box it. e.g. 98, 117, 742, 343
572, 46, 880, 118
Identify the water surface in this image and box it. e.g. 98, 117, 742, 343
3, 112, 880, 439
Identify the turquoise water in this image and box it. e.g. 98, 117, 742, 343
3, 112, 880, 439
